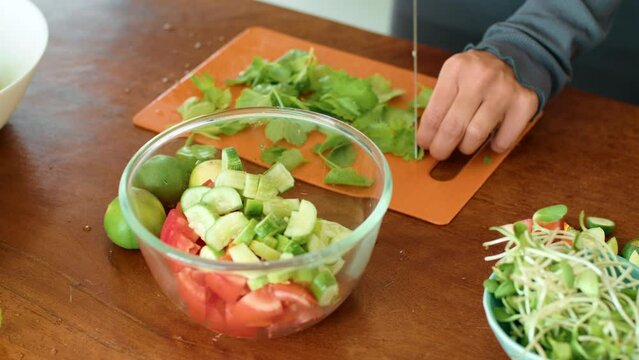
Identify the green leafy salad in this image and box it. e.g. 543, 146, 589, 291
484, 205, 639, 359
175, 48, 432, 187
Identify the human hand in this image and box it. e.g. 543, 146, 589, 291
417, 50, 538, 160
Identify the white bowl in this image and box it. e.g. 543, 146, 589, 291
0, 0, 48, 130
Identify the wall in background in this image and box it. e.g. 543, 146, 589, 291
256, 0, 394, 35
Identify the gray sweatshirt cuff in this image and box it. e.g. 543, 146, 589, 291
465, 41, 548, 111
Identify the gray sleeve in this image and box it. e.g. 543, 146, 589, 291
466, 0, 622, 108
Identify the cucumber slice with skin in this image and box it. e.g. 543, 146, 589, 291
254, 176, 279, 200
257, 235, 278, 249
201, 186, 243, 214
189, 159, 222, 187
310, 270, 339, 306
282, 241, 306, 255
247, 276, 269, 291
292, 267, 317, 284
221, 147, 243, 171
314, 219, 352, 244
249, 241, 281, 261
183, 204, 218, 238
284, 200, 317, 238
180, 186, 211, 211
276, 234, 292, 252
205, 212, 249, 251
586, 216, 616, 235
228, 242, 260, 263
232, 218, 258, 245
242, 173, 260, 199
255, 213, 287, 238
200, 245, 224, 260
263, 162, 295, 193
243, 199, 263, 218
215, 170, 246, 190
263, 198, 300, 217
621, 239, 639, 260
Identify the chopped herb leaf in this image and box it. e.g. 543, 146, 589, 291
324, 167, 374, 187
260, 146, 307, 170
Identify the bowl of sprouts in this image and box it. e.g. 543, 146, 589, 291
482, 205, 639, 359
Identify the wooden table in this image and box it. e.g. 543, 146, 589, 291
1, 0, 638, 358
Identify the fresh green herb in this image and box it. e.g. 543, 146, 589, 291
177, 73, 231, 120
312, 132, 356, 168
483, 155, 492, 164
324, 168, 374, 187
484, 205, 639, 359
410, 86, 433, 109
260, 146, 307, 170
228, 49, 432, 160
264, 119, 316, 146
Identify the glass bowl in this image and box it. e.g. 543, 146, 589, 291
119, 107, 392, 338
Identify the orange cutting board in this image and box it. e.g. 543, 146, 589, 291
133, 27, 538, 225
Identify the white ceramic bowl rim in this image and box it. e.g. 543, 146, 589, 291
0, 0, 49, 94
119, 107, 393, 271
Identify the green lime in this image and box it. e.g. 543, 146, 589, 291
621, 239, 639, 260
132, 155, 189, 207
103, 188, 166, 249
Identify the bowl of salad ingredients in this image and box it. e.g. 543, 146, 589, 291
482, 205, 639, 359
113, 107, 392, 338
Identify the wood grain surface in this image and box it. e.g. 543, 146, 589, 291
1, 0, 638, 359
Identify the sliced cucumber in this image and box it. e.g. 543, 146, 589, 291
221, 147, 243, 171
326, 257, 345, 275
263, 198, 300, 217
243, 199, 263, 218
314, 219, 352, 244
607, 237, 618, 255
183, 204, 218, 238
249, 241, 281, 261
310, 270, 339, 306
307, 234, 329, 253
292, 267, 317, 284
228, 242, 260, 263
263, 162, 295, 193
276, 234, 292, 252
180, 186, 211, 211
586, 216, 616, 235
205, 212, 249, 250
257, 235, 278, 249
254, 176, 279, 200
200, 245, 224, 260
621, 239, 639, 260
284, 199, 317, 238
201, 186, 243, 214
189, 159, 222, 187
255, 213, 287, 238
243, 173, 260, 199
282, 241, 306, 255
233, 218, 258, 245
247, 275, 269, 291
215, 170, 246, 190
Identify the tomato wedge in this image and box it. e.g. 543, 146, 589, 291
205, 294, 227, 332
177, 269, 209, 323
270, 283, 317, 309
205, 272, 249, 303
231, 286, 283, 327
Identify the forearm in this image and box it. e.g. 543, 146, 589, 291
467, 0, 622, 107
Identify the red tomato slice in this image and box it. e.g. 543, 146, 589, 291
177, 269, 209, 323
231, 286, 283, 327
270, 283, 317, 309
224, 303, 260, 338
205, 273, 249, 303
202, 179, 215, 188
160, 209, 180, 243
205, 294, 227, 332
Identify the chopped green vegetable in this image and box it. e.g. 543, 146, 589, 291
260, 146, 307, 170
176, 138, 218, 163
483, 205, 639, 359
177, 73, 231, 120
586, 216, 616, 235
482, 155, 492, 165
264, 119, 316, 146
410, 85, 433, 109
621, 238, 639, 260
324, 167, 374, 187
